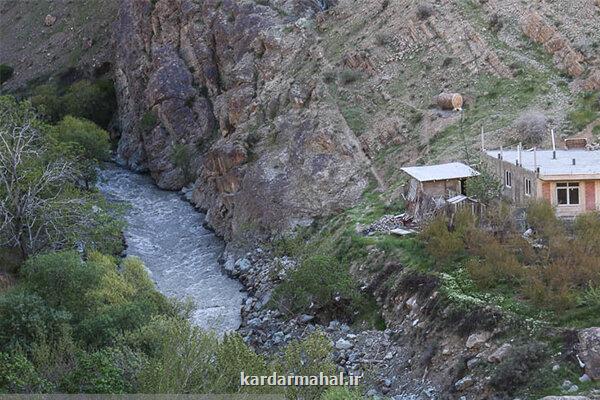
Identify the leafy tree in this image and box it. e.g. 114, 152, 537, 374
30, 84, 63, 122
0, 97, 82, 258
62, 79, 116, 128
273, 255, 359, 318
51, 116, 110, 188
465, 165, 502, 204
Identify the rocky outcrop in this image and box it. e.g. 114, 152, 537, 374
113, 0, 370, 242
520, 11, 585, 77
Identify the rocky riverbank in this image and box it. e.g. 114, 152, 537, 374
222, 247, 438, 399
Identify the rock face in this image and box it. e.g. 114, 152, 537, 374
113, 0, 370, 242
520, 11, 585, 77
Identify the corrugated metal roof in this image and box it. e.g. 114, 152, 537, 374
486, 149, 600, 177
401, 162, 480, 182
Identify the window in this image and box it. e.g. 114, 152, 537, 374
556, 182, 579, 205
525, 178, 532, 196
505, 170, 512, 188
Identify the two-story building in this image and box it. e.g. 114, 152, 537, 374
483, 148, 600, 218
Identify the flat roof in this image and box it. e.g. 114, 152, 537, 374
401, 162, 480, 182
485, 149, 600, 177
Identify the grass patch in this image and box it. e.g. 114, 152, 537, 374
568, 91, 600, 132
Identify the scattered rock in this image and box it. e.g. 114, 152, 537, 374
298, 314, 314, 323
335, 338, 353, 350
553, 364, 561, 372
487, 343, 512, 363
466, 332, 491, 349
579, 374, 591, 383
561, 380, 579, 393
454, 376, 475, 391
44, 14, 56, 26
466, 357, 481, 370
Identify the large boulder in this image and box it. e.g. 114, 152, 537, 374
578, 327, 600, 380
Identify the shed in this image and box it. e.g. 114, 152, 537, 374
402, 162, 480, 201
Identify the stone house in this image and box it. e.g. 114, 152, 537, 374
401, 162, 480, 202
483, 148, 600, 218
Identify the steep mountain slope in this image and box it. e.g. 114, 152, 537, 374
2, 0, 599, 243
0, 0, 115, 91
111, 0, 599, 244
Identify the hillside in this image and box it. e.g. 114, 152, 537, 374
2, 0, 598, 244
2, 0, 600, 398
0, 0, 116, 92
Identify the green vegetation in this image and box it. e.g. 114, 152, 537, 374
0, 64, 14, 84
170, 142, 194, 183
139, 111, 157, 133
0, 96, 120, 258
465, 164, 503, 204
568, 91, 600, 132
274, 255, 362, 319
271, 185, 404, 328
417, 202, 600, 323
0, 95, 360, 398
30, 78, 117, 129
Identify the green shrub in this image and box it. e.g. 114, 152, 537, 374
278, 332, 336, 400
60, 349, 127, 393
0, 290, 71, 352
170, 142, 194, 182
574, 211, 600, 256
568, 91, 599, 132
136, 316, 220, 393
0, 64, 14, 85
214, 334, 272, 394
53, 116, 110, 162
21, 251, 102, 319
62, 79, 117, 128
526, 200, 563, 240
0, 351, 51, 393
139, 111, 158, 132
338, 69, 362, 85
489, 342, 547, 394
273, 255, 359, 318
418, 215, 464, 269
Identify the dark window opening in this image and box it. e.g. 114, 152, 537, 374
556, 182, 579, 205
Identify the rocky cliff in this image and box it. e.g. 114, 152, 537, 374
2, 0, 598, 244
113, 0, 370, 243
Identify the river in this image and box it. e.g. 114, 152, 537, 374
97, 164, 245, 334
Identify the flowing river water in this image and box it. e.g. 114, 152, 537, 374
98, 164, 245, 334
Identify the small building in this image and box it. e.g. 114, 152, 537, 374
483, 148, 600, 218
401, 162, 480, 202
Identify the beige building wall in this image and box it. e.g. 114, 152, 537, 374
482, 153, 538, 205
